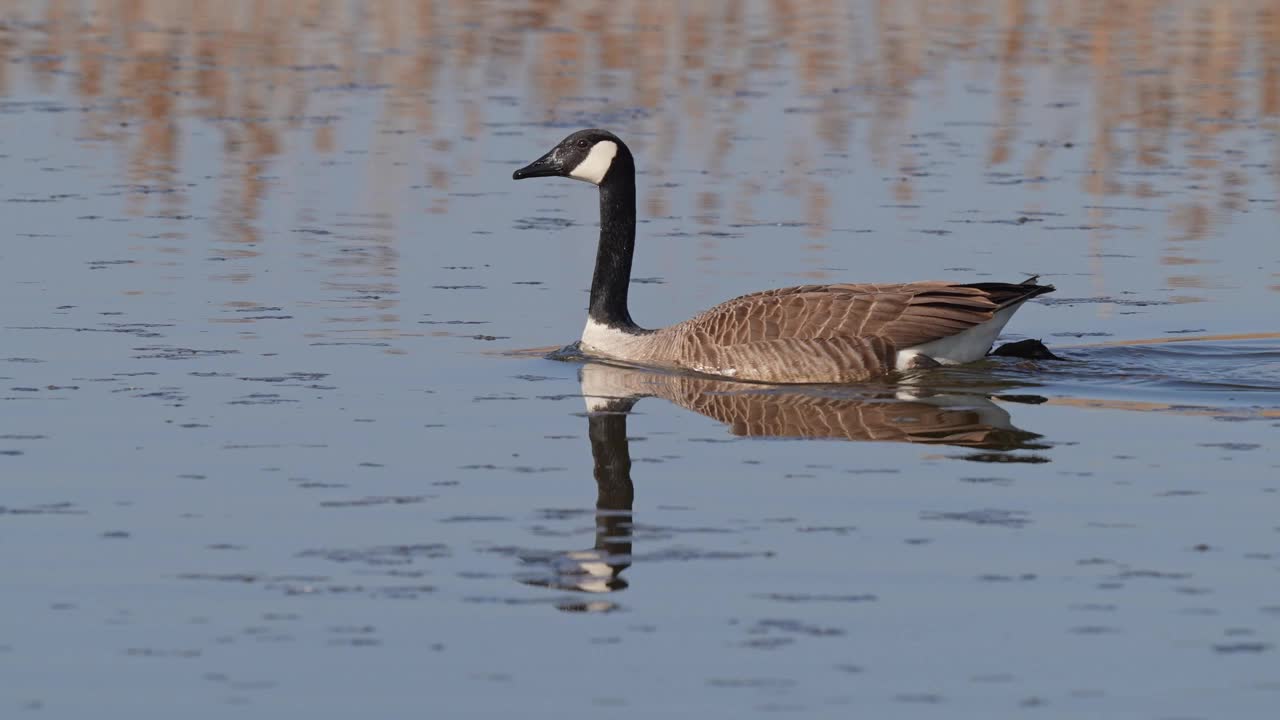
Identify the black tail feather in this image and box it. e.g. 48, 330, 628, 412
961, 279, 1055, 309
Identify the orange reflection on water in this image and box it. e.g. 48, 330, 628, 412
0, 0, 1275, 298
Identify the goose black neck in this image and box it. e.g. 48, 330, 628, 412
588, 156, 638, 329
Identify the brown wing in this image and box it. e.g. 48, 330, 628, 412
676, 280, 1050, 350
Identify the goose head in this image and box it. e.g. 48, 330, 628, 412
512, 129, 628, 186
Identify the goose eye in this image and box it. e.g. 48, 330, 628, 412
577, 139, 589, 148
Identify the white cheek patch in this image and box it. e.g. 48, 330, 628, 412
568, 140, 618, 185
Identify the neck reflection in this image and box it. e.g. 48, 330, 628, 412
518, 396, 636, 608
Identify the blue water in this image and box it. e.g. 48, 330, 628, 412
2, 2, 1278, 717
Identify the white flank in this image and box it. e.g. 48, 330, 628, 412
895, 303, 1022, 370
568, 140, 618, 184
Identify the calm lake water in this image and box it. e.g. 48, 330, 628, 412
2, 1, 1278, 717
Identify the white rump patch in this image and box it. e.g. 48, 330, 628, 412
895, 303, 1022, 370
568, 140, 618, 185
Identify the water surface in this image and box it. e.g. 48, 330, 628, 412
2, 2, 1278, 717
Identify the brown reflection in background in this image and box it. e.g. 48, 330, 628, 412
1, 0, 1276, 293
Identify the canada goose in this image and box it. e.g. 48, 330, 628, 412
513, 129, 1054, 383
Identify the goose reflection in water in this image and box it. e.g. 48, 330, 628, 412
519, 362, 1046, 610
